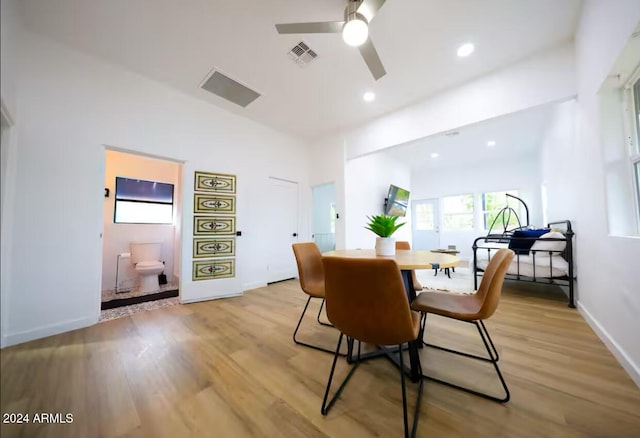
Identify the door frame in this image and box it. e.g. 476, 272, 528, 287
101, 145, 186, 311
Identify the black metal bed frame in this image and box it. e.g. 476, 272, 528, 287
472, 220, 576, 308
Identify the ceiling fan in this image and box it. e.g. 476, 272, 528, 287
275, 0, 387, 80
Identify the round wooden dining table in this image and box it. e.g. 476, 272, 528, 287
323, 249, 459, 300
321, 248, 460, 381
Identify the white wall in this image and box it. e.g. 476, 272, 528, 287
2, 29, 311, 347
102, 150, 181, 292
344, 43, 576, 160
543, 0, 640, 385
0, 0, 21, 349
1, 0, 19, 117
539, 99, 578, 221
345, 153, 412, 249
411, 157, 542, 259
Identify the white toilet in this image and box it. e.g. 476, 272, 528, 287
130, 242, 164, 294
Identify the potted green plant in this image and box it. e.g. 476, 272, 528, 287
365, 214, 406, 256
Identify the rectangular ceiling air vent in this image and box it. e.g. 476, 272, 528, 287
287, 41, 318, 67
200, 70, 261, 108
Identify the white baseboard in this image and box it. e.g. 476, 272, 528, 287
180, 292, 243, 304
243, 281, 267, 291
578, 301, 640, 388
1, 315, 98, 348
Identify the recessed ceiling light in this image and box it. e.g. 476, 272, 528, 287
363, 91, 375, 102
431, 153, 439, 159
457, 43, 475, 57
487, 140, 496, 147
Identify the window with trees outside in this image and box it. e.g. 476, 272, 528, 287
482, 190, 522, 231
442, 194, 474, 230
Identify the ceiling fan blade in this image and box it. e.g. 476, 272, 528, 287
275, 21, 344, 34
357, 0, 387, 21
359, 38, 386, 80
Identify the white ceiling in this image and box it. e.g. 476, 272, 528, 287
18, 0, 582, 140
382, 103, 557, 170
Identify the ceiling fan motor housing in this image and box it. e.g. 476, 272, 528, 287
344, 1, 368, 25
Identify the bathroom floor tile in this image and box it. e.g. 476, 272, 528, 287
99, 297, 180, 322
101, 282, 178, 302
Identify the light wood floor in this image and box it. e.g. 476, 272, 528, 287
2, 280, 640, 437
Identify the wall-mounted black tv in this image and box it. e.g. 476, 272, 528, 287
384, 184, 410, 217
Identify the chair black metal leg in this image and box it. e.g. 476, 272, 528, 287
399, 342, 423, 438
420, 316, 510, 403
479, 320, 499, 361
316, 299, 334, 327
293, 296, 345, 355
474, 321, 510, 402
417, 313, 427, 347
321, 333, 360, 415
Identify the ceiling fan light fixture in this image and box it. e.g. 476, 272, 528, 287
342, 12, 368, 47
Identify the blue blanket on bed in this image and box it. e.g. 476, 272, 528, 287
508, 228, 550, 255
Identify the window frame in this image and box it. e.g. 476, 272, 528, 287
114, 176, 175, 225
624, 69, 640, 229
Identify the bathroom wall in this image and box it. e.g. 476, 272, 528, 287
102, 150, 181, 292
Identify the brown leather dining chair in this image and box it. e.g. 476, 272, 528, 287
396, 241, 423, 292
291, 242, 340, 355
411, 248, 514, 402
321, 256, 423, 438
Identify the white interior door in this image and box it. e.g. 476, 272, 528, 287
267, 177, 299, 283
412, 198, 440, 250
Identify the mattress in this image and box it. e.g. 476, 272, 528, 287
475, 242, 569, 278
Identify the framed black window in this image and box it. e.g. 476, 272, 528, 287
114, 177, 174, 224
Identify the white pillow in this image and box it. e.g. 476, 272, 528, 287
530, 231, 566, 253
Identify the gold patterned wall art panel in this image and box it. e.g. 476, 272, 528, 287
192, 258, 235, 281
194, 215, 236, 235
194, 193, 236, 214
194, 171, 236, 193
193, 238, 236, 258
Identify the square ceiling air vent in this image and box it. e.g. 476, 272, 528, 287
288, 41, 318, 67
201, 70, 261, 107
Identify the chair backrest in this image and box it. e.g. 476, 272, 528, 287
396, 241, 411, 251
292, 243, 325, 298
475, 248, 515, 319
322, 256, 419, 345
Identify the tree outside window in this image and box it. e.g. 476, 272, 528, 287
442, 194, 474, 230
482, 190, 522, 231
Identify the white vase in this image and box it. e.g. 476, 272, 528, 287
375, 237, 396, 256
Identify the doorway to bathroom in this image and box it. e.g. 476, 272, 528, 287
100, 148, 184, 321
